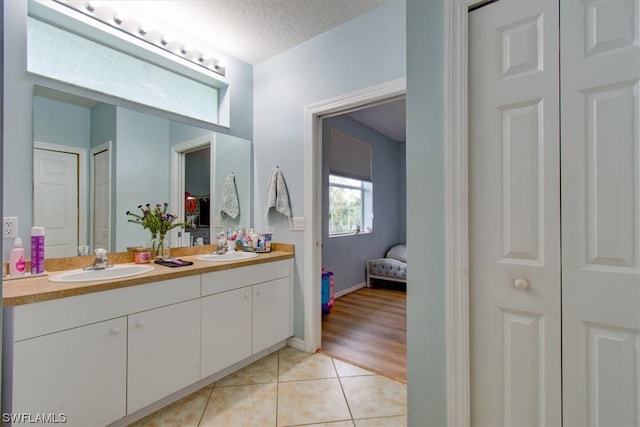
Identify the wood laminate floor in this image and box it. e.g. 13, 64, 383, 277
320, 283, 407, 383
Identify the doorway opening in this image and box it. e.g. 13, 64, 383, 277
170, 134, 213, 248
301, 78, 407, 376
319, 99, 407, 382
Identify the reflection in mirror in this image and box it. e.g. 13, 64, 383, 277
33, 86, 252, 256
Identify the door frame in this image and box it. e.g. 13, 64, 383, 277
445, 0, 489, 425
300, 78, 406, 353
33, 141, 88, 252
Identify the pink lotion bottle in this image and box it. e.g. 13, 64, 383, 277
9, 238, 26, 277
31, 226, 45, 275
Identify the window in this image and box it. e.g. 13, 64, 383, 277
329, 175, 373, 236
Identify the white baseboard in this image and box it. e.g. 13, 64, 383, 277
334, 282, 366, 299
287, 336, 312, 353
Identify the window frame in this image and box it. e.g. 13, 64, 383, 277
328, 174, 373, 237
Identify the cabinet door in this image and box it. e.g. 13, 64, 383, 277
127, 299, 200, 413
13, 317, 127, 426
201, 287, 252, 378
253, 277, 292, 353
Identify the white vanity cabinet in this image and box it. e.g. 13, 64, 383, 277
11, 317, 127, 427
3, 275, 200, 426
127, 298, 201, 413
200, 259, 293, 376
3, 257, 293, 426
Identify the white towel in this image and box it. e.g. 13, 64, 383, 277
265, 167, 292, 220
220, 173, 240, 219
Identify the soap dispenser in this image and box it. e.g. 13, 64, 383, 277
9, 237, 26, 277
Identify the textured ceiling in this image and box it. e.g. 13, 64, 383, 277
107, 0, 386, 65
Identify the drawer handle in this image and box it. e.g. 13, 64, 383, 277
110, 326, 121, 335
136, 319, 145, 328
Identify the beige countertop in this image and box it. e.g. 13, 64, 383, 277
3, 244, 294, 307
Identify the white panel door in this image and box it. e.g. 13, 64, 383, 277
33, 148, 79, 258
92, 146, 110, 251
561, 0, 640, 425
469, 0, 561, 425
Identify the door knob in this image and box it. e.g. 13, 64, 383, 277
513, 278, 529, 290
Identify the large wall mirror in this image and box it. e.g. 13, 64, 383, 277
33, 86, 252, 257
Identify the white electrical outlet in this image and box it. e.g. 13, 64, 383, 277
3, 217, 18, 238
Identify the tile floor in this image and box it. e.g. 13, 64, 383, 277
129, 346, 407, 427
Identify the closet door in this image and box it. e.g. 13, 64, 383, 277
468, 0, 561, 425
561, 0, 640, 425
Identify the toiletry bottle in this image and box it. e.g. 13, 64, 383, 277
31, 226, 45, 275
9, 238, 26, 277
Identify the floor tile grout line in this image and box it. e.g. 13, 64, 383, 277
332, 356, 356, 423
275, 348, 281, 427
196, 386, 214, 427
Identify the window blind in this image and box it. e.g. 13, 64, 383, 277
328, 128, 372, 182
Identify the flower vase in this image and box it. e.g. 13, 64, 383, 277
148, 234, 169, 259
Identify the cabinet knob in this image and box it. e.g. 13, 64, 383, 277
110, 326, 121, 335
256, 289, 263, 295
513, 278, 529, 290
244, 292, 250, 298
136, 319, 145, 327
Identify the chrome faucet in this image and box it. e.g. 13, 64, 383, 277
214, 237, 228, 254
84, 248, 112, 270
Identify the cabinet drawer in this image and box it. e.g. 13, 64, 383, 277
12, 275, 200, 341
201, 260, 290, 296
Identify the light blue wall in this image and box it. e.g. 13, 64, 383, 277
2, 0, 253, 256
90, 103, 117, 149
33, 97, 90, 148
253, 0, 406, 339
115, 109, 171, 252
185, 151, 210, 197
322, 114, 405, 294
406, 0, 447, 425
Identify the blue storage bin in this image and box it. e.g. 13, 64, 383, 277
321, 271, 333, 314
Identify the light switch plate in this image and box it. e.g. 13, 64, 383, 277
291, 217, 304, 231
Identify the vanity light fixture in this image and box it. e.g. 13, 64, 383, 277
53, 0, 226, 77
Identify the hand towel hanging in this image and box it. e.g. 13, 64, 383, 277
220, 173, 240, 219
265, 166, 292, 221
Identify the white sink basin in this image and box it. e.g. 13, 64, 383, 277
197, 251, 259, 262
49, 264, 155, 283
